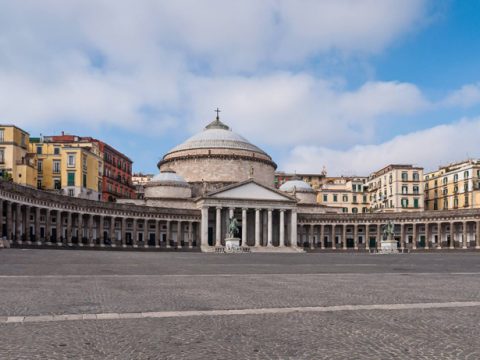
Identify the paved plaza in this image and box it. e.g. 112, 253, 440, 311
0, 250, 480, 359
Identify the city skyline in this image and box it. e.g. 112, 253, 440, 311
1, 1, 479, 175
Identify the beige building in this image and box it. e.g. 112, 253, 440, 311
275, 171, 327, 191
367, 164, 424, 212
425, 159, 480, 211
317, 177, 369, 213
0, 125, 37, 187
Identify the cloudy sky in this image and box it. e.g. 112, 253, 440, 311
1, 0, 479, 176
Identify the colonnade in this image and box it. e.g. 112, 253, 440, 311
201, 205, 297, 248
0, 199, 200, 249
298, 220, 480, 250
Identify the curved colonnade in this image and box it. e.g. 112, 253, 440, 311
0, 181, 201, 249
1, 180, 479, 251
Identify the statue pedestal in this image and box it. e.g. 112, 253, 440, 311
225, 237, 241, 251
380, 239, 398, 253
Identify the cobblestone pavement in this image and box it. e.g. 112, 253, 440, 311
1, 249, 480, 359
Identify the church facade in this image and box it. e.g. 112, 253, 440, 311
1, 115, 480, 252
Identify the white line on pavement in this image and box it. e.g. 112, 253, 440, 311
2, 301, 480, 325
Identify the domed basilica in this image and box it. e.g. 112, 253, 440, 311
121, 112, 336, 250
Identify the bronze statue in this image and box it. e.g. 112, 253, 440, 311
228, 217, 239, 238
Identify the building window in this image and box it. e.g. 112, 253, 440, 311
83, 173, 87, 188
454, 174, 459, 182
464, 171, 469, 179
54, 178, 61, 190
67, 154, 76, 168
342, 195, 348, 202
323, 195, 328, 202
0, 129, 4, 143
352, 184, 357, 192
443, 177, 448, 185
434, 200, 438, 210
333, 195, 338, 202
465, 195, 469, 207
413, 172, 419, 181
454, 197, 459, 208
68, 189, 74, 197
53, 160, 60, 174
37, 146, 42, 155
352, 207, 358, 214
21, 134, 26, 147
54, 147, 60, 155
82, 157, 87, 171
454, 185, 458, 193
342, 207, 348, 213
363, 195, 367, 203
0, 148, 4, 164
401, 198, 408, 208
67, 172, 75, 186
443, 199, 448, 208
37, 160, 43, 173
37, 178, 42, 189
464, 183, 469, 192
401, 172, 408, 181
413, 198, 419, 208
413, 186, 419, 194
402, 185, 408, 194
352, 195, 357, 203
443, 188, 448, 195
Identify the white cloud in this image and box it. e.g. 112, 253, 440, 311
443, 83, 480, 108
283, 117, 480, 175
186, 75, 428, 147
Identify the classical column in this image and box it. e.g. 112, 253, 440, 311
216, 207, 222, 247
132, 218, 138, 248
15, 204, 22, 244
45, 209, 51, 244
56, 211, 62, 245
365, 224, 370, 250
279, 210, 285, 247
144, 219, 149, 248
66, 212, 72, 246
400, 223, 405, 250
332, 224, 337, 250
476, 220, 480, 249
424, 223, 430, 250
77, 213, 84, 246
412, 223, 417, 250
109, 217, 116, 247
188, 221, 193, 248
376, 224, 381, 250
342, 225, 347, 250
290, 209, 297, 247
24, 206, 31, 244
462, 221, 468, 249
6, 202, 12, 242
242, 208, 248, 247
201, 207, 209, 248
155, 220, 160, 248
88, 215, 94, 246
449, 222, 455, 249
320, 224, 325, 249
166, 220, 171, 248
121, 217, 127, 247
99, 216, 105, 247
307, 224, 313, 250
177, 221, 182, 249
255, 209, 261, 247
353, 224, 358, 250
437, 222, 442, 250
35, 207, 41, 245
267, 209, 273, 247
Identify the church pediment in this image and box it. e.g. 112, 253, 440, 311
207, 180, 295, 202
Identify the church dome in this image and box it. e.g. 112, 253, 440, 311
158, 112, 277, 194
280, 180, 315, 193
166, 118, 268, 156
149, 169, 189, 187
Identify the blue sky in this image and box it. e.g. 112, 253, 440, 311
1, 0, 480, 176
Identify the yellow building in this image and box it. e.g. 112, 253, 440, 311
275, 171, 327, 191
367, 164, 424, 212
317, 177, 369, 213
29, 137, 103, 201
424, 159, 480, 211
0, 125, 37, 187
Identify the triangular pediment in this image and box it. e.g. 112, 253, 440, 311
207, 180, 295, 201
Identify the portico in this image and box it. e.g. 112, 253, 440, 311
197, 179, 298, 250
